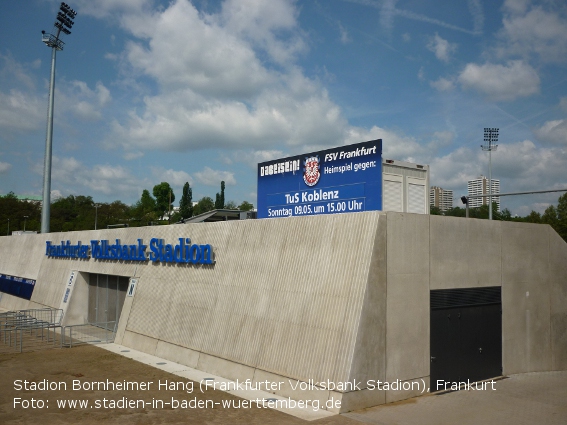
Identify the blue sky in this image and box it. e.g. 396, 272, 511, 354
0, 0, 566, 215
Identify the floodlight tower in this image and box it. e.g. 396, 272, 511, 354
481, 128, 499, 220
40, 2, 77, 233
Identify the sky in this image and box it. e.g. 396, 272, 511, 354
0, 0, 566, 215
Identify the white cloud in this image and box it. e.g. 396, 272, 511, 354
0, 89, 43, 133
503, 0, 531, 15
430, 77, 455, 92
490, 140, 567, 191
0, 161, 11, 173
109, 72, 346, 152
57, 81, 112, 122
498, 4, 567, 63
458, 60, 540, 101
429, 140, 567, 199
39, 156, 149, 198
105, 0, 348, 154
345, 125, 426, 162
229, 149, 286, 168
218, 0, 306, 64
429, 147, 484, 190
338, 23, 351, 44
70, 0, 153, 20
427, 33, 457, 62
123, 150, 144, 160
0, 53, 36, 90
534, 119, 567, 145
150, 167, 193, 187
467, 0, 484, 34
124, 0, 274, 96
194, 167, 236, 186
427, 131, 455, 149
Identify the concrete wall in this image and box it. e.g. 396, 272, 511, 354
0, 212, 566, 413
385, 213, 430, 403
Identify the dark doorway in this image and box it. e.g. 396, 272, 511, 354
430, 287, 502, 392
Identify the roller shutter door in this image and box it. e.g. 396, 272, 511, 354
408, 183, 425, 214
383, 176, 403, 212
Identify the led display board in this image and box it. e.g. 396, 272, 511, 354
257, 139, 382, 219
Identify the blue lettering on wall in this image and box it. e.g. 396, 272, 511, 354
148, 238, 214, 265
45, 238, 214, 265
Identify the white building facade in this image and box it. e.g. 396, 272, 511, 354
430, 186, 453, 212
467, 175, 500, 211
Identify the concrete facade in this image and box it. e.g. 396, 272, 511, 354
0, 211, 566, 413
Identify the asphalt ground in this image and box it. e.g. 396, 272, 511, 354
0, 342, 566, 425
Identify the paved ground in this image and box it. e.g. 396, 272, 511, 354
0, 342, 566, 424
345, 372, 567, 425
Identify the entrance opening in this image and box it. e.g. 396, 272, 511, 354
430, 287, 502, 392
87, 274, 129, 331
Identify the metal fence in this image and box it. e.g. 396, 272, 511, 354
0, 308, 63, 353
62, 322, 117, 347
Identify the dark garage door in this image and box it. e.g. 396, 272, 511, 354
430, 287, 502, 392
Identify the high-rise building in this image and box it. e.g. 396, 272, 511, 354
467, 175, 500, 211
430, 186, 453, 212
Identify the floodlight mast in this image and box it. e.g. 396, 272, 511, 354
40, 3, 76, 233
481, 128, 499, 220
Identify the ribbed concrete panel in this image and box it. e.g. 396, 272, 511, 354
385, 213, 430, 392
0, 233, 50, 280
549, 228, 567, 370
502, 222, 552, 374
124, 212, 381, 384
348, 213, 387, 388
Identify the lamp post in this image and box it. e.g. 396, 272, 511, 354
94, 204, 100, 230
482, 128, 499, 220
6, 218, 9, 236
40, 2, 77, 234
23, 216, 29, 232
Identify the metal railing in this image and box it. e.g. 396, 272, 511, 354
62, 322, 117, 347
0, 308, 63, 353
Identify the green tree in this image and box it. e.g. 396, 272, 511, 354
444, 206, 466, 217
430, 206, 442, 215
557, 193, 567, 242
224, 200, 238, 209
499, 208, 513, 221
524, 211, 542, 223
542, 205, 559, 229
153, 182, 175, 220
0, 192, 41, 234
215, 181, 225, 209
133, 189, 157, 224
238, 201, 254, 211
179, 182, 193, 219
193, 197, 215, 216
51, 195, 81, 232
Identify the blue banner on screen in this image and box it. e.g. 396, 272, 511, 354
257, 140, 382, 218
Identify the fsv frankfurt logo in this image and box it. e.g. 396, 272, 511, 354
303, 156, 320, 187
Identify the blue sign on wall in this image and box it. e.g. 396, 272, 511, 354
257, 139, 382, 219
0, 274, 36, 300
